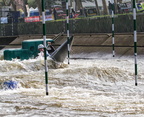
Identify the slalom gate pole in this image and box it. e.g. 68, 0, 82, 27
66, 0, 70, 64
133, 0, 138, 86
112, 0, 115, 57
42, 0, 49, 95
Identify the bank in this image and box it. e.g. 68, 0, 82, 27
1, 32, 144, 59
0, 14, 144, 58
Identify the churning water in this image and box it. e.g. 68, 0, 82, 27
0, 52, 144, 117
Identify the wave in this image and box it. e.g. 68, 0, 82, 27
0, 58, 143, 91
0, 57, 68, 89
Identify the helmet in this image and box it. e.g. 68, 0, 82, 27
38, 44, 44, 49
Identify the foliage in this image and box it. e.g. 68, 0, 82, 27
15, 14, 140, 35
28, 0, 58, 9
28, 0, 37, 8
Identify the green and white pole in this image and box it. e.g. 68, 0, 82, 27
66, 0, 70, 64
133, 0, 138, 86
112, 0, 115, 57
42, 0, 49, 95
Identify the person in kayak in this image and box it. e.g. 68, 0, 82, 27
38, 44, 50, 57
46, 41, 55, 55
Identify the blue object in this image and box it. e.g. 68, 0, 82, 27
3, 80, 19, 90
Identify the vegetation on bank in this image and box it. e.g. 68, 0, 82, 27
0, 13, 144, 36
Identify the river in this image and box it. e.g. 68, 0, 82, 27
0, 51, 144, 117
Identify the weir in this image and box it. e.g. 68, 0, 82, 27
1, 33, 144, 58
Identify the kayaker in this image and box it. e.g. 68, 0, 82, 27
38, 44, 50, 57
46, 42, 55, 54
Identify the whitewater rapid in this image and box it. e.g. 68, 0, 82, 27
0, 56, 144, 117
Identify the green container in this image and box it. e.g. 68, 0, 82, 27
4, 49, 30, 60
22, 39, 54, 58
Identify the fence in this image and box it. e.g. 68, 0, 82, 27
0, 14, 144, 36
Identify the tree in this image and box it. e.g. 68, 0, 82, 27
45, 0, 57, 9
23, 0, 28, 17
1, 0, 18, 11
1, 0, 12, 7
36, 0, 42, 15
94, 0, 100, 15
11, 0, 17, 11
102, 0, 108, 15
1, 0, 11, 6
117, 0, 122, 3
114, 0, 118, 14
75, 0, 83, 11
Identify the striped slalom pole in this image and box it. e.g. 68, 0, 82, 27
42, 0, 49, 95
112, 0, 115, 57
66, 0, 70, 64
133, 0, 138, 86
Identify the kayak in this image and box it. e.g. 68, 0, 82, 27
51, 36, 74, 62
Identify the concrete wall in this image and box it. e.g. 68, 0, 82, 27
1, 33, 144, 58
70, 33, 144, 58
